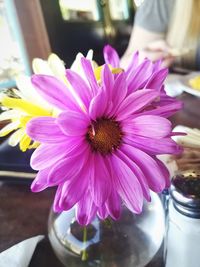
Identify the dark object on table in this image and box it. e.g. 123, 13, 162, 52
0, 139, 36, 181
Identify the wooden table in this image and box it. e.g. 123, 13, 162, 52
171, 93, 200, 129
0, 92, 199, 267
0, 182, 63, 266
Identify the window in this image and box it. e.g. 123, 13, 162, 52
109, 0, 129, 20
0, 0, 30, 89
59, 0, 100, 21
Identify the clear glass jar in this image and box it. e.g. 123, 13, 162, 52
48, 192, 165, 267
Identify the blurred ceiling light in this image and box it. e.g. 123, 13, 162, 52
59, 0, 99, 21
134, 0, 144, 7
59, 0, 97, 12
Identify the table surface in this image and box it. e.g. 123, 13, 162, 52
0, 92, 200, 267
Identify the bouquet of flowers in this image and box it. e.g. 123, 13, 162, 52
0, 45, 182, 226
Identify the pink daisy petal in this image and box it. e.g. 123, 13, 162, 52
142, 101, 183, 118
121, 144, 166, 192
81, 57, 98, 95
124, 115, 172, 139
103, 45, 120, 68
31, 74, 80, 111
125, 51, 140, 77
108, 72, 127, 117
59, 176, 88, 211
89, 90, 107, 120
97, 205, 109, 220
144, 68, 168, 90
105, 190, 121, 220
116, 149, 151, 201
26, 117, 66, 143
101, 64, 114, 99
154, 157, 171, 188
48, 144, 89, 185
31, 136, 84, 170
66, 69, 92, 108
153, 59, 162, 71
53, 184, 64, 212
31, 143, 69, 170
57, 152, 93, 211
116, 89, 159, 121
126, 59, 153, 93
31, 168, 52, 192
57, 111, 89, 136
110, 154, 143, 214
112, 72, 127, 104
124, 136, 182, 155
90, 153, 111, 207
76, 190, 97, 225
101, 65, 115, 115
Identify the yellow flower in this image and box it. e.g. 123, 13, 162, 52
0, 82, 53, 151
0, 54, 65, 151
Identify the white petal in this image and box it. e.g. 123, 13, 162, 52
13, 89, 24, 100
86, 49, 93, 60
70, 52, 84, 72
0, 110, 22, 121
33, 54, 67, 84
0, 121, 20, 136
70, 52, 93, 84
0, 93, 6, 101
16, 75, 52, 111
47, 53, 66, 81
32, 58, 53, 75
86, 50, 98, 69
9, 128, 25, 146
16, 75, 39, 101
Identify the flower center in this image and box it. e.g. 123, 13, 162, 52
87, 118, 122, 154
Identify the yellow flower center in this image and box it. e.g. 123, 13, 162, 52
94, 65, 123, 82
87, 118, 122, 154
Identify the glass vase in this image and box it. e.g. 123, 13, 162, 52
48, 192, 165, 267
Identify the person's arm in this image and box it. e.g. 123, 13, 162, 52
124, 25, 165, 52
120, 26, 174, 68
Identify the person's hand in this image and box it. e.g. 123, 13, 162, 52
140, 40, 175, 67
120, 39, 175, 69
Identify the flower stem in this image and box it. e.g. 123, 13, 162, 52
81, 226, 88, 261
103, 218, 113, 228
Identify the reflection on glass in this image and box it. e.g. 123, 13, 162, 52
0, 0, 25, 87
109, 0, 129, 20
59, 0, 99, 21
48, 192, 165, 267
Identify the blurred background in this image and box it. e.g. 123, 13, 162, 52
0, 0, 143, 90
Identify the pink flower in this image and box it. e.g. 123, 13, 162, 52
26, 56, 182, 225
103, 45, 183, 118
